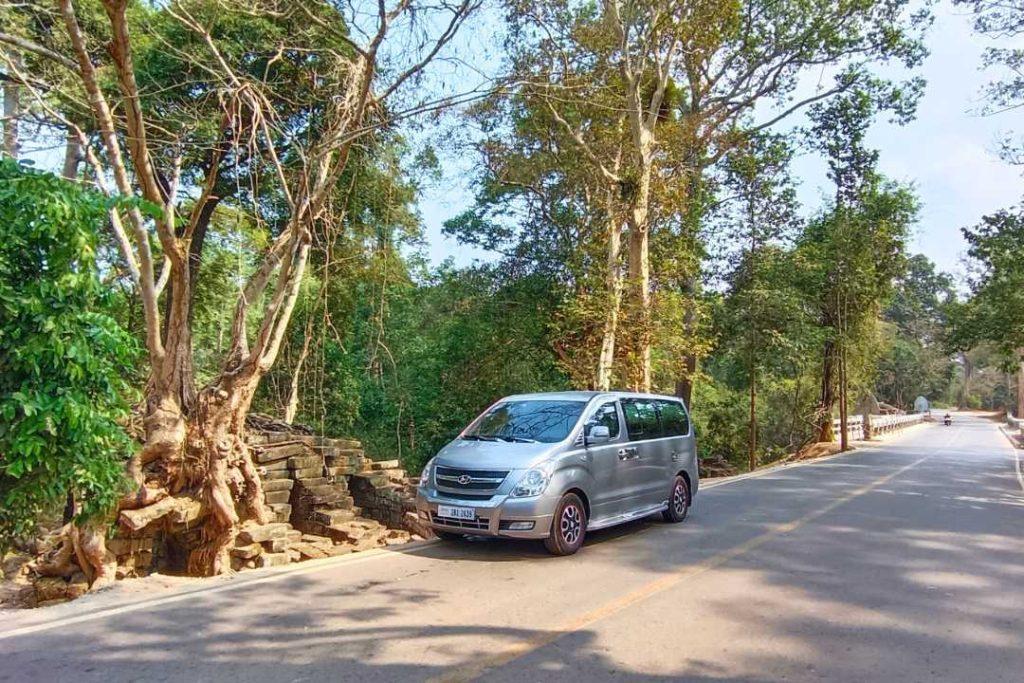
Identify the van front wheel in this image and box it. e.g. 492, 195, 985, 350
662, 476, 690, 523
544, 492, 587, 556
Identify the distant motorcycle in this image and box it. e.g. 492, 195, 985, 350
943, 414, 952, 426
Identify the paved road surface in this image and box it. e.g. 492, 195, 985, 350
2, 413, 1022, 682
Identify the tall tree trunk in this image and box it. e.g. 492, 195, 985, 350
161, 197, 219, 338
62, 128, 82, 179
958, 351, 972, 410
675, 278, 698, 408
816, 339, 837, 442
185, 369, 269, 575
838, 348, 849, 451
597, 206, 623, 391
628, 220, 651, 391
748, 370, 757, 471
596, 148, 624, 391
627, 166, 652, 391
1017, 355, 1024, 419
675, 351, 697, 409
674, 165, 707, 411
2, 50, 20, 158
284, 316, 314, 424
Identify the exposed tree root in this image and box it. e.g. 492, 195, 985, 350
70, 523, 116, 588
33, 527, 77, 578
119, 484, 169, 511
119, 495, 202, 532
31, 522, 114, 589
187, 518, 234, 576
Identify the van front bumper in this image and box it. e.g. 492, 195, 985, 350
415, 488, 555, 540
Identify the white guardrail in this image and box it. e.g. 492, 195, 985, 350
832, 412, 926, 440
1007, 413, 1023, 432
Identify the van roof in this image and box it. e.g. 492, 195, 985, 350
502, 391, 685, 402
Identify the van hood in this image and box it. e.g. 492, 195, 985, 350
433, 438, 564, 470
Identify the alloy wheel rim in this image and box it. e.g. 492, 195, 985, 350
561, 503, 582, 545
672, 481, 687, 515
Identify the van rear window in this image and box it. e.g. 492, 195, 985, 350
622, 399, 661, 440
656, 400, 690, 436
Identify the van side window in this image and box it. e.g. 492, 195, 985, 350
622, 399, 661, 440
656, 400, 690, 436
587, 402, 620, 438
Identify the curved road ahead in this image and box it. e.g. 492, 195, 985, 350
2, 412, 1022, 682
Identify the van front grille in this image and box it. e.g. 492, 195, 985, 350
435, 466, 509, 495
435, 492, 493, 501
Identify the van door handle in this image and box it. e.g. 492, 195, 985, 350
618, 447, 638, 460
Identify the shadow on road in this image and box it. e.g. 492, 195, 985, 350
2, 415, 1021, 682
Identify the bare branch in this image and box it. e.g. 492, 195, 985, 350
100, 0, 183, 266
0, 31, 77, 70
543, 99, 621, 184
58, 0, 164, 361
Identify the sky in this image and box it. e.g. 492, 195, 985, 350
414, 1, 1023, 283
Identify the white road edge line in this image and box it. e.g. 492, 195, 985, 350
0, 422, 931, 640
996, 424, 1024, 493
701, 423, 925, 490
1015, 437, 1024, 493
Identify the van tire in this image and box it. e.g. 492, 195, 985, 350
544, 492, 587, 556
662, 475, 690, 523
434, 530, 464, 541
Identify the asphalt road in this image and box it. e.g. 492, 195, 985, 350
2, 412, 1022, 682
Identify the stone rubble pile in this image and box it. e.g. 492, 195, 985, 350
4, 423, 426, 608
228, 430, 419, 570
349, 459, 434, 539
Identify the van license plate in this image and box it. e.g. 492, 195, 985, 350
437, 505, 475, 520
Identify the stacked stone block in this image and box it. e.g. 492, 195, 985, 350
349, 459, 433, 538
250, 429, 412, 552
24, 427, 419, 608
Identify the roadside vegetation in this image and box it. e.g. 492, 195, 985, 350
0, 0, 1021, 588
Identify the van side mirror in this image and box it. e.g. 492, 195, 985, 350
586, 424, 611, 445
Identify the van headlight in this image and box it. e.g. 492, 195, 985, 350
419, 457, 436, 488
511, 468, 550, 498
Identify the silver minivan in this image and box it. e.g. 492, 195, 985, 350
415, 391, 699, 555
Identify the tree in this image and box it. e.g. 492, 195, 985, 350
950, 1, 1024, 414
487, 0, 927, 393
875, 254, 956, 409
886, 254, 956, 344
950, 205, 1024, 415
955, 0, 1024, 163
1, 0, 478, 580
445, 76, 627, 390
0, 160, 136, 556
714, 134, 803, 469
803, 85, 918, 447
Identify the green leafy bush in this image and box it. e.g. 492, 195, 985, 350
0, 160, 137, 547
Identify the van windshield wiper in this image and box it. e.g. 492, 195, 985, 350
462, 434, 500, 442
491, 435, 539, 443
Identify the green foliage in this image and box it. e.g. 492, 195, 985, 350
951, 205, 1024, 360
874, 254, 956, 408
691, 379, 748, 466
349, 265, 570, 471
0, 161, 136, 546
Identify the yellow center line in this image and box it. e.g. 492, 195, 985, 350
429, 452, 932, 683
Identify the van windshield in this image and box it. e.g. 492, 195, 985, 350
463, 400, 586, 444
